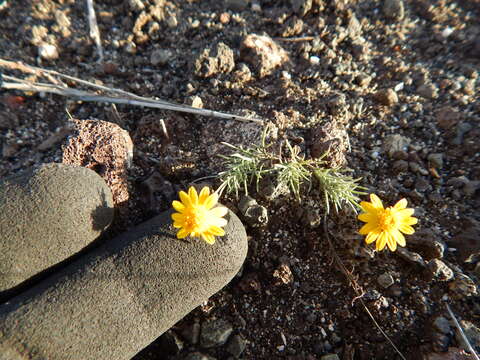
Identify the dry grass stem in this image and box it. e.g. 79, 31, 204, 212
446, 303, 480, 360
86, 0, 104, 62
274, 36, 316, 42
323, 217, 407, 360
0, 58, 263, 124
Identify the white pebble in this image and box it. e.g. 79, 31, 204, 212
442, 27, 454, 38
310, 56, 320, 65
281, 71, 291, 80
394, 82, 404, 91
38, 43, 59, 60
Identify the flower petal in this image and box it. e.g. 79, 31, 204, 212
399, 224, 415, 235
360, 201, 378, 214
211, 217, 228, 227
394, 198, 408, 210
204, 192, 219, 209
173, 223, 182, 228
365, 230, 380, 244
370, 194, 384, 209
359, 222, 378, 235
172, 200, 185, 213
358, 212, 377, 223
376, 232, 387, 251
397, 208, 414, 218
201, 233, 215, 244
210, 206, 228, 218
188, 186, 198, 205
391, 228, 406, 247
386, 233, 397, 252
177, 229, 189, 239
199, 187, 210, 203
404, 217, 418, 225
208, 225, 225, 236
179, 191, 192, 207
171, 213, 185, 222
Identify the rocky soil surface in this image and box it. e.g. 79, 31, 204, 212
0, 0, 479, 359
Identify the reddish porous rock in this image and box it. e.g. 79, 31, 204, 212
62, 119, 133, 217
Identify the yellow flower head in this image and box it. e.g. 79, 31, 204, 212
171, 186, 228, 245
358, 194, 418, 252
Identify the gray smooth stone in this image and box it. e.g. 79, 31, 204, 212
0, 209, 247, 360
0, 163, 114, 292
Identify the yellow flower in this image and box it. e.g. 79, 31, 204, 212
358, 194, 418, 252
171, 186, 228, 245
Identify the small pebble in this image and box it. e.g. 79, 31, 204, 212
377, 273, 394, 288
38, 43, 59, 60
375, 88, 399, 106
150, 49, 171, 66
383, 0, 404, 20
417, 83, 439, 99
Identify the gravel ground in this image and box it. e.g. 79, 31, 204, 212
1, 0, 479, 359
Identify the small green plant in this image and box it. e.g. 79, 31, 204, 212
313, 168, 364, 214
217, 126, 366, 213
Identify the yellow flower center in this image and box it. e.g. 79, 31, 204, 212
184, 205, 209, 232
378, 208, 397, 231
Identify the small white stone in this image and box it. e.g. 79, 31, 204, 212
251, 2, 261, 11
394, 82, 404, 91
310, 56, 320, 65
124, 42, 137, 54
38, 43, 59, 60
442, 27, 454, 38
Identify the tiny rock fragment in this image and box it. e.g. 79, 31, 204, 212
383, 134, 410, 158
183, 352, 216, 360
226, 334, 247, 358
374, 88, 399, 106
290, 0, 312, 16
450, 219, 480, 262
449, 273, 478, 298
426, 259, 454, 281
417, 83, 439, 99
150, 49, 172, 66
238, 272, 262, 293
309, 120, 348, 167
238, 195, 268, 227
194, 42, 235, 78
127, 0, 145, 11
38, 43, 59, 60
240, 34, 289, 78
436, 106, 461, 129
225, 0, 248, 12
200, 319, 233, 348
186, 96, 203, 109
396, 248, 426, 267
383, 0, 404, 20
427, 153, 444, 169
408, 228, 446, 260
377, 273, 394, 288
273, 263, 294, 285
159, 331, 184, 355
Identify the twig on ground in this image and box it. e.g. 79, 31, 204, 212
274, 36, 316, 42
446, 303, 480, 360
323, 216, 407, 360
86, 0, 104, 62
0, 58, 263, 124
